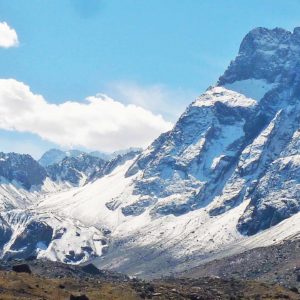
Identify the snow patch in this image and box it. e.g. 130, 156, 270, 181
193, 86, 257, 108
224, 79, 275, 101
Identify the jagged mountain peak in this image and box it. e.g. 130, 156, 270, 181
218, 26, 300, 86
239, 27, 291, 52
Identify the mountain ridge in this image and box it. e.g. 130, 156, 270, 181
39, 147, 142, 167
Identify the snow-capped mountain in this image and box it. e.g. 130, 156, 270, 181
121, 26, 300, 235
92, 27, 300, 275
0, 150, 140, 263
0, 27, 300, 277
0, 152, 47, 190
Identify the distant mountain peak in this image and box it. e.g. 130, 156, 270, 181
0, 152, 46, 190
39, 147, 143, 167
38, 149, 85, 167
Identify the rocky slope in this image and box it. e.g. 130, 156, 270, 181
180, 238, 300, 291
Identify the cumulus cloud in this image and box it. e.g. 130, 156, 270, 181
105, 81, 198, 121
0, 79, 173, 152
0, 22, 19, 48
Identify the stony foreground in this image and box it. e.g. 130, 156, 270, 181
180, 238, 300, 291
0, 260, 299, 300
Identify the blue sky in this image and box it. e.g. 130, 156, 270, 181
0, 0, 299, 158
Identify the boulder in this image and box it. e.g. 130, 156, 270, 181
12, 264, 31, 274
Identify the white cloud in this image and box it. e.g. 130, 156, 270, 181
105, 81, 198, 121
0, 79, 173, 152
0, 22, 19, 48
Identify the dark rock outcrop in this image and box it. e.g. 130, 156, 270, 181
12, 264, 31, 274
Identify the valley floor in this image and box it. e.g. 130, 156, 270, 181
0, 261, 299, 300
